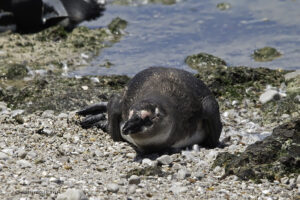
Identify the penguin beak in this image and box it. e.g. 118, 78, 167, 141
122, 115, 144, 135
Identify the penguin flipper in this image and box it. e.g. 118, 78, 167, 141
77, 102, 108, 131
77, 102, 108, 116
0, 12, 16, 33
107, 94, 124, 141
201, 95, 223, 148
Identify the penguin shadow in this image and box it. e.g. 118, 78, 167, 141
132, 140, 229, 163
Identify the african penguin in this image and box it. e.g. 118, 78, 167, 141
78, 67, 222, 153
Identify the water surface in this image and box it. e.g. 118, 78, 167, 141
71, 0, 300, 76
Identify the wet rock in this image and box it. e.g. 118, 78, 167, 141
127, 166, 168, 177
128, 175, 141, 185
296, 175, 300, 185
107, 183, 119, 193
294, 95, 300, 104
284, 70, 300, 81
252, 47, 281, 62
108, 17, 128, 35
185, 53, 227, 69
217, 3, 231, 10
259, 89, 281, 104
157, 155, 173, 165
213, 119, 300, 182
6, 64, 29, 80
56, 189, 88, 200
0, 75, 129, 114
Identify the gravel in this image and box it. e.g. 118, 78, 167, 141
0, 104, 298, 199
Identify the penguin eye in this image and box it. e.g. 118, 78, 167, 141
144, 117, 153, 126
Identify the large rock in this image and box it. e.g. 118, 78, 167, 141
56, 189, 88, 200
213, 119, 300, 182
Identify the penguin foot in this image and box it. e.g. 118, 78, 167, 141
77, 102, 108, 131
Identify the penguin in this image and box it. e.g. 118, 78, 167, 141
0, 0, 105, 33
78, 67, 222, 153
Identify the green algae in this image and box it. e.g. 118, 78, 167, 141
213, 119, 300, 182
252, 47, 282, 62
217, 3, 232, 11
5, 63, 28, 79
185, 52, 300, 125
0, 17, 127, 78
185, 53, 227, 69
0, 75, 130, 113
127, 166, 169, 178
108, 17, 128, 35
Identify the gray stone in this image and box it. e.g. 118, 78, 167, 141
128, 185, 136, 194
107, 183, 119, 193
259, 89, 280, 104
38, 127, 54, 136
11, 109, 24, 117
16, 159, 32, 169
2, 148, 14, 156
177, 169, 188, 180
27, 151, 37, 159
172, 163, 182, 170
128, 175, 141, 185
142, 158, 157, 167
126, 153, 136, 159
56, 189, 88, 200
0, 152, 9, 160
16, 149, 27, 159
294, 95, 300, 104
193, 171, 204, 179
42, 110, 55, 118
170, 185, 188, 194
157, 155, 173, 165
58, 113, 68, 118
192, 144, 200, 152
284, 70, 300, 81
280, 177, 289, 184
296, 175, 300, 185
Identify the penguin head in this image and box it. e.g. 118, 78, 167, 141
122, 100, 168, 136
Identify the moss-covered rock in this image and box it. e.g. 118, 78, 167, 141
252, 47, 281, 62
194, 65, 285, 102
108, 17, 128, 35
185, 52, 300, 124
185, 53, 227, 69
217, 3, 231, 11
213, 119, 300, 182
5, 63, 28, 80
127, 166, 169, 178
0, 75, 130, 113
0, 17, 127, 76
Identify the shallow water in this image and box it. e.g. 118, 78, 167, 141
70, 0, 300, 76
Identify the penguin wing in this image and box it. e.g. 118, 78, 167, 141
41, 0, 69, 27
42, 0, 68, 21
0, 12, 16, 32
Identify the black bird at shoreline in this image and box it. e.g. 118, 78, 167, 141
0, 0, 106, 33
